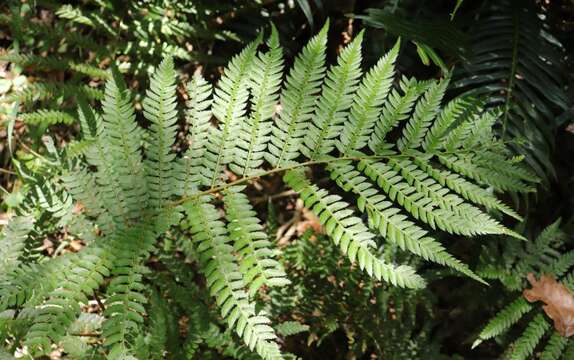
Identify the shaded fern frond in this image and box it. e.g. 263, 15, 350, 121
452, 0, 571, 180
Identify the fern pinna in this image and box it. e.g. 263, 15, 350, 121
0, 23, 535, 359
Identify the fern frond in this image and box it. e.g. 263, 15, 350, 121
397, 76, 449, 151
143, 57, 179, 214
176, 73, 213, 193
0, 216, 35, 276
19, 110, 76, 127
266, 22, 329, 167
338, 39, 400, 154
539, 332, 568, 360
183, 196, 283, 360
509, 313, 550, 360
302, 31, 364, 159
223, 187, 290, 298
328, 162, 484, 283
231, 26, 284, 177
473, 297, 532, 348
284, 169, 425, 289
205, 36, 261, 187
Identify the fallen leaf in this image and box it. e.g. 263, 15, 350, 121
523, 273, 574, 337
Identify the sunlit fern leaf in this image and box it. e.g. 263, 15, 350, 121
368, 77, 428, 153
397, 75, 449, 151
413, 159, 522, 220
266, 21, 329, 167
338, 39, 400, 154
24, 246, 112, 356
182, 196, 283, 360
328, 162, 485, 283
103, 226, 156, 358
101, 67, 148, 224
284, 169, 426, 289
205, 35, 262, 187
231, 26, 284, 177
176, 73, 213, 194
302, 31, 364, 160
143, 57, 179, 215
358, 159, 513, 237
223, 186, 290, 298
452, 0, 571, 180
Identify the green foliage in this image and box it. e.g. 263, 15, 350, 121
474, 221, 574, 359
0, 22, 535, 359
453, 0, 571, 180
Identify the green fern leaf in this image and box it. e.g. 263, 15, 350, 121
284, 169, 425, 289
302, 31, 364, 159
509, 313, 550, 360
223, 186, 290, 297
231, 26, 284, 177
266, 22, 329, 167
205, 36, 261, 187
176, 73, 213, 192
143, 57, 179, 214
183, 196, 283, 360
338, 39, 400, 154
473, 297, 532, 348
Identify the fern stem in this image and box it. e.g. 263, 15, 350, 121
169, 148, 486, 209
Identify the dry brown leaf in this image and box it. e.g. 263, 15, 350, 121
523, 273, 574, 337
